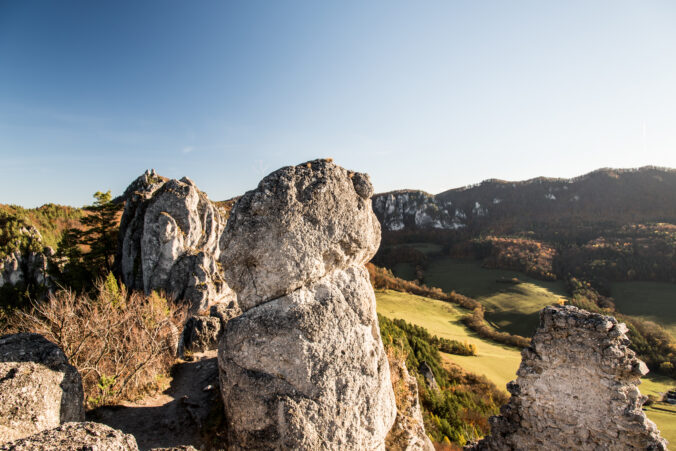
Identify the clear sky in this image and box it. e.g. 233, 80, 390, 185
1, 1, 675, 207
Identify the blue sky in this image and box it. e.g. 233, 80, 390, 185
1, 1, 675, 207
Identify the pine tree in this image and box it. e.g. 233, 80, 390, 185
78, 191, 120, 277
54, 191, 121, 291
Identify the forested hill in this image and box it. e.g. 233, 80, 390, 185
373, 166, 676, 235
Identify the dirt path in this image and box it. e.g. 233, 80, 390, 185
87, 351, 222, 451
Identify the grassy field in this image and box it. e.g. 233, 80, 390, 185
393, 242, 443, 255
611, 281, 676, 339
375, 288, 676, 444
407, 258, 569, 337
376, 289, 521, 390
392, 262, 416, 281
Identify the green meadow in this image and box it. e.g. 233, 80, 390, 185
611, 281, 676, 339
392, 257, 568, 337
376, 289, 521, 390
375, 288, 676, 445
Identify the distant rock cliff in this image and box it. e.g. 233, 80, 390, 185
117, 170, 235, 312
468, 305, 667, 450
218, 159, 396, 450
372, 190, 467, 232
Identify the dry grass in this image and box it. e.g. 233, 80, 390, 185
8, 279, 186, 408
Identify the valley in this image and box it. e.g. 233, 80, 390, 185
375, 288, 676, 445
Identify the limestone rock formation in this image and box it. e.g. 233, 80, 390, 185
0, 422, 138, 450
0, 225, 53, 297
418, 362, 439, 393
219, 159, 381, 311
218, 159, 396, 450
386, 359, 435, 451
117, 170, 235, 312
372, 190, 466, 232
0, 333, 84, 443
469, 305, 667, 450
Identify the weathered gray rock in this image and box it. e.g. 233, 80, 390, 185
0, 422, 138, 450
0, 333, 84, 443
0, 225, 53, 297
219, 159, 381, 311
209, 301, 241, 330
180, 315, 221, 354
372, 190, 467, 232
220, 267, 395, 450
117, 170, 236, 312
418, 361, 439, 393
179, 302, 241, 355
386, 359, 435, 451
468, 305, 667, 450
218, 159, 396, 450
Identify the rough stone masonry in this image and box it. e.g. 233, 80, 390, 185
469, 305, 667, 450
217, 159, 396, 450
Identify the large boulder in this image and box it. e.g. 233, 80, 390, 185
0, 333, 84, 443
219, 159, 380, 311
218, 159, 396, 450
468, 305, 667, 450
0, 422, 138, 450
117, 170, 235, 312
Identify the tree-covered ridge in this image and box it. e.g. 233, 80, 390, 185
436, 166, 676, 231
0, 212, 44, 259
0, 203, 83, 251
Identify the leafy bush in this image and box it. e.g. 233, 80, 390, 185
8, 277, 186, 408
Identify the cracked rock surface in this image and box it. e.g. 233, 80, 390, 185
117, 170, 235, 312
218, 159, 380, 311
385, 358, 435, 451
468, 305, 667, 451
218, 159, 395, 450
0, 422, 138, 450
0, 333, 84, 443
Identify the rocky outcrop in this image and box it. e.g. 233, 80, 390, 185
218, 159, 396, 450
0, 422, 138, 450
372, 190, 466, 232
0, 225, 53, 297
386, 358, 434, 451
219, 159, 381, 311
117, 170, 235, 312
418, 362, 439, 393
469, 305, 667, 450
0, 333, 84, 443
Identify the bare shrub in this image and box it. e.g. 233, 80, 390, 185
9, 279, 186, 408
